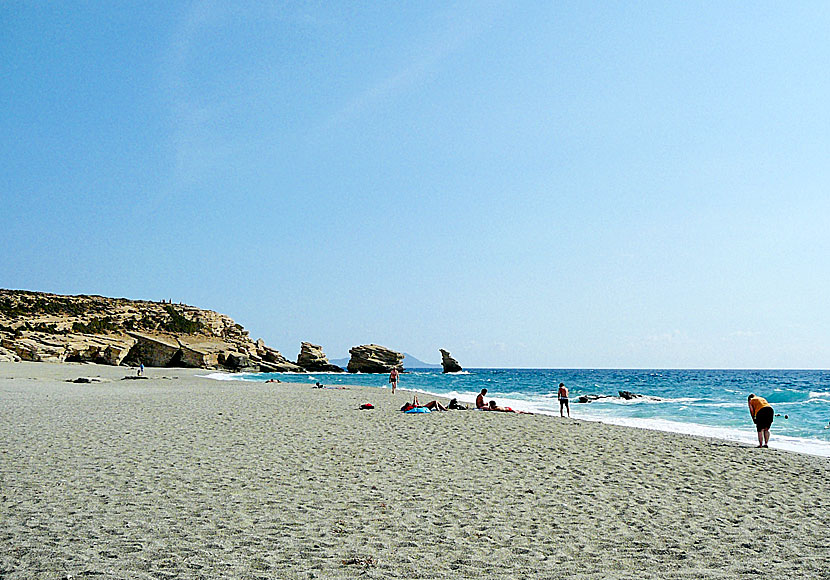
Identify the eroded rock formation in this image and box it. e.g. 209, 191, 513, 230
0, 345, 21, 362
297, 342, 343, 372
0, 289, 295, 372
439, 349, 462, 373
347, 344, 403, 373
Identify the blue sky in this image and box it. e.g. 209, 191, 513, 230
2, 2, 829, 368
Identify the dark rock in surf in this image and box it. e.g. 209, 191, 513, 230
439, 349, 462, 373
577, 394, 608, 404
618, 391, 644, 400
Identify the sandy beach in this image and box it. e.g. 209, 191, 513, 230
1, 362, 828, 579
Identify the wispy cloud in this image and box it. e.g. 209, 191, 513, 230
313, 1, 505, 136
162, 1, 230, 185
644, 330, 687, 344
724, 330, 761, 339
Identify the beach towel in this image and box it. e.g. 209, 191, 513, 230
404, 407, 431, 413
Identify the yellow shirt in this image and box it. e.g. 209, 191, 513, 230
748, 396, 771, 418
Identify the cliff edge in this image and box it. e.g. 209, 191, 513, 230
0, 289, 298, 371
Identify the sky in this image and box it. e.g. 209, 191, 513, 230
2, 2, 830, 368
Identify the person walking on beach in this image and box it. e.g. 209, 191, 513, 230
748, 394, 774, 448
558, 382, 570, 418
389, 367, 399, 394
476, 388, 488, 409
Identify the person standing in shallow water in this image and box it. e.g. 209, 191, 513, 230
389, 367, 399, 394
748, 394, 774, 448
558, 382, 570, 418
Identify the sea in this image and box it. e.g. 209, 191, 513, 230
204, 368, 830, 458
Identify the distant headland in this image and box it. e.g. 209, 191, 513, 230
0, 290, 462, 373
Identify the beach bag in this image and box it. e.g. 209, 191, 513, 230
448, 398, 468, 410
359, 403, 374, 410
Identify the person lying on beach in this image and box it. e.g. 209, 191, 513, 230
313, 382, 347, 390
486, 400, 531, 414
476, 389, 488, 409
400, 396, 448, 412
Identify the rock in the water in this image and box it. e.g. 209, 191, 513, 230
618, 391, 643, 400
577, 394, 613, 404
439, 349, 462, 373
347, 344, 403, 373
296, 342, 343, 372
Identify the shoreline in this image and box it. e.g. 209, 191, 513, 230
2, 362, 829, 579
204, 369, 830, 458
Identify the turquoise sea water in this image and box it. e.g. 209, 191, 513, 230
207, 368, 830, 457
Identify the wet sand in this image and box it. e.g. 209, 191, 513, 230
1, 362, 828, 579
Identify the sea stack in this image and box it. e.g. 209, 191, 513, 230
346, 344, 403, 373
296, 342, 344, 372
439, 349, 462, 373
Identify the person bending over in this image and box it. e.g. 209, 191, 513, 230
748, 393, 774, 448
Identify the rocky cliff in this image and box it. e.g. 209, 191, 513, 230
0, 289, 299, 371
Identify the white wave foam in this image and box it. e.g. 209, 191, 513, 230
570, 414, 830, 457
651, 396, 699, 404
397, 390, 830, 456
197, 371, 830, 457
700, 401, 744, 409
809, 391, 830, 399
597, 396, 675, 405
198, 372, 251, 382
